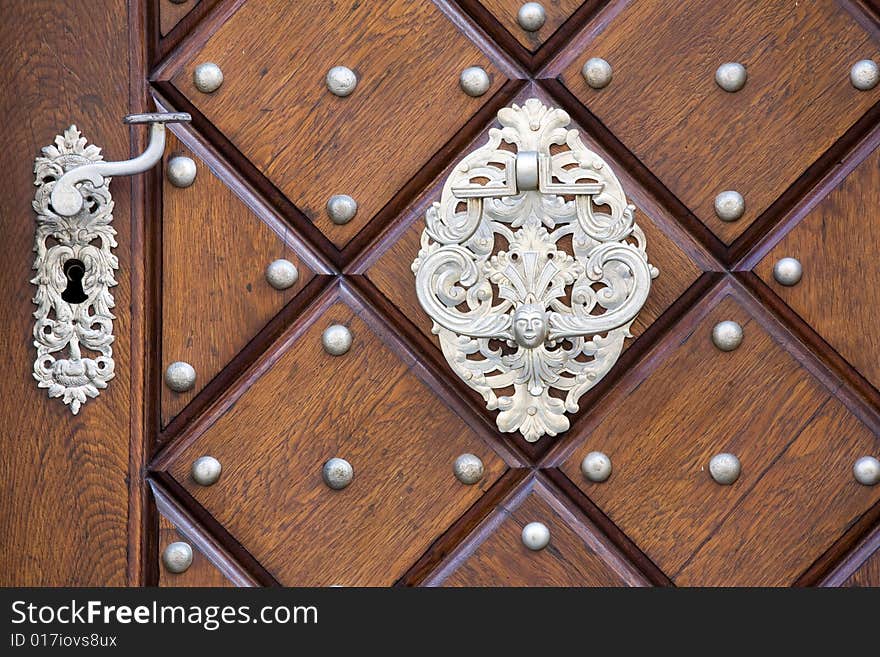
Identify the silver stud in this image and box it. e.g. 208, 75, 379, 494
709, 453, 741, 485
459, 66, 491, 97
773, 257, 803, 287
162, 541, 193, 574
853, 456, 880, 486
453, 453, 484, 485
715, 62, 747, 92
326, 66, 357, 97
166, 156, 197, 188
326, 194, 358, 225
711, 320, 743, 352
322, 457, 353, 490
265, 259, 299, 290
322, 324, 352, 356
581, 57, 613, 89
193, 62, 223, 93
191, 456, 222, 486
580, 451, 612, 483
714, 190, 745, 222
521, 521, 550, 551
164, 361, 196, 392
850, 59, 879, 91
517, 2, 546, 32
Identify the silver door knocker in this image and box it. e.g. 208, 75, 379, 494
32, 112, 190, 413
412, 99, 658, 442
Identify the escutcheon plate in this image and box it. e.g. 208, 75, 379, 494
412, 99, 658, 442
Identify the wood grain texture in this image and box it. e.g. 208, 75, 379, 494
842, 546, 880, 587
478, 0, 585, 51
161, 133, 316, 425
427, 476, 647, 586
561, 294, 840, 582
158, 515, 234, 586
167, 0, 510, 248
755, 145, 880, 392
165, 294, 508, 585
558, 0, 880, 244
160, 0, 199, 36
0, 0, 131, 585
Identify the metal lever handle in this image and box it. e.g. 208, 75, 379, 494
50, 112, 190, 216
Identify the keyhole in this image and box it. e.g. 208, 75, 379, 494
62, 259, 88, 304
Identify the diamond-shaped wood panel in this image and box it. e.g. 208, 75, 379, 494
164, 0, 513, 249
556, 0, 880, 243
478, 0, 586, 52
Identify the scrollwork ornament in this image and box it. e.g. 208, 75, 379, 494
31, 126, 117, 414
412, 99, 658, 442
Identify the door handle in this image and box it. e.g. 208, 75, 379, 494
412, 98, 658, 442
32, 112, 190, 413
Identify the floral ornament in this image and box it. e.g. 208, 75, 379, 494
412, 99, 658, 442
32, 126, 117, 414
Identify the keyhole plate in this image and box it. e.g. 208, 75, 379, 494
61, 258, 88, 304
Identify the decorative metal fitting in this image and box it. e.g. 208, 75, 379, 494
853, 456, 880, 486
412, 99, 658, 442
714, 190, 745, 222
322, 324, 352, 356
326, 194, 358, 225
265, 259, 299, 290
459, 66, 491, 97
517, 3, 546, 32
193, 63, 223, 93
581, 451, 612, 482
33, 113, 190, 413
166, 155, 197, 188
773, 257, 803, 287
326, 66, 357, 97
164, 361, 197, 392
322, 457, 354, 490
582, 57, 612, 89
709, 453, 741, 485
850, 60, 879, 91
452, 453, 484, 485
521, 521, 550, 550
162, 541, 194, 574
191, 456, 222, 486
711, 320, 743, 352
715, 62, 747, 92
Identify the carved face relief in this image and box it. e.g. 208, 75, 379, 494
412, 99, 658, 442
512, 304, 548, 349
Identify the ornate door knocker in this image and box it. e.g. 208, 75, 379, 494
32, 112, 189, 413
412, 99, 658, 442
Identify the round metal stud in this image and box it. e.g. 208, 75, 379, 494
580, 451, 612, 483
322, 457, 354, 490
711, 320, 743, 352
715, 62, 747, 92
265, 259, 299, 290
516, 2, 546, 32
521, 521, 550, 551
326, 66, 357, 97
714, 190, 745, 222
709, 453, 741, 485
850, 59, 879, 91
773, 257, 803, 287
459, 66, 491, 97
581, 57, 613, 89
453, 453, 484, 485
326, 194, 358, 225
162, 542, 193, 574
853, 456, 880, 486
166, 156, 197, 188
193, 62, 223, 93
191, 456, 222, 487
322, 324, 352, 356
164, 361, 196, 392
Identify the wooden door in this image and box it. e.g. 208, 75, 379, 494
3, 0, 880, 587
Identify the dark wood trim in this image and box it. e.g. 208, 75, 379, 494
819, 520, 880, 587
